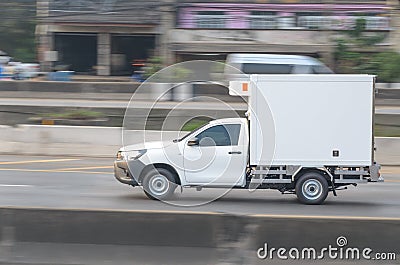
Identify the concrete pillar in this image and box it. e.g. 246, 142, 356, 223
37, 0, 49, 17
97, 33, 111, 76
389, 7, 400, 53
37, 31, 55, 72
158, 0, 176, 65
36, 0, 53, 72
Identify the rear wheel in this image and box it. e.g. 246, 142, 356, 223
142, 168, 177, 201
295, 172, 329, 205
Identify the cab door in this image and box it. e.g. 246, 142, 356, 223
183, 123, 247, 186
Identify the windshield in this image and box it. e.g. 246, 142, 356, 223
177, 122, 210, 142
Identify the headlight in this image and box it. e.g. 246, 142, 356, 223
116, 149, 146, 161
128, 149, 147, 160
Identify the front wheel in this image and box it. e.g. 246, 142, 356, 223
142, 168, 177, 201
295, 172, 329, 205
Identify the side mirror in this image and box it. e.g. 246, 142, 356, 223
187, 137, 199, 146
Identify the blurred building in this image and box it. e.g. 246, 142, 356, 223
37, 0, 400, 75
36, 0, 166, 75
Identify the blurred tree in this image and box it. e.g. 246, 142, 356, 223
0, 0, 36, 62
372, 52, 400, 83
143, 56, 195, 83
143, 56, 164, 80
334, 18, 400, 82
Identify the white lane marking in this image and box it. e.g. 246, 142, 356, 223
0, 168, 113, 175
0, 158, 80, 165
0, 184, 33, 188
55, 166, 113, 171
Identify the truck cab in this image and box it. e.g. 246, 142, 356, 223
115, 118, 249, 198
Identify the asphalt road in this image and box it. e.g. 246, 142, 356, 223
0, 155, 399, 218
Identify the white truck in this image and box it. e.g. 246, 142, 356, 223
114, 74, 382, 204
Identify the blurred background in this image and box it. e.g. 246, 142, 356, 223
0, 0, 399, 133
0, 1, 400, 264
0, 0, 399, 78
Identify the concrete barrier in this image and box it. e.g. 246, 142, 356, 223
250, 216, 400, 253
0, 207, 398, 264
0, 208, 220, 247
0, 80, 397, 93
376, 87, 400, 100
0, 80, 231, 96
1, 80, 398, 100
0, 80, 244, 104
0, 80, 138, 93
375, 137, 400, 165
0, 125, 399, 165
376, 83, 400, 90
0, 125, 181, 157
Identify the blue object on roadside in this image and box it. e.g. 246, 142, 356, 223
48, 71, 74, 81
131, 73, 144, 82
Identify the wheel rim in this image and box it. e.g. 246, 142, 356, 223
148, 174, 170, 196
302, 179, 323, 201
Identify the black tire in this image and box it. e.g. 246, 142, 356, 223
295, 172, 329, 205
142, 168, 177, 201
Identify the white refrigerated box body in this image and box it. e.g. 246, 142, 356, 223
247, 74, 374, 167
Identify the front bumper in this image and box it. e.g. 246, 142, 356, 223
114, 160, 139, 186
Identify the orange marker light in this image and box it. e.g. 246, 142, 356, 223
242, 82, 248, 92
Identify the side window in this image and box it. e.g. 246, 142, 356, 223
241, 63, 293, 74
312, 65, 333, 74
292, 65, 312, 74
196, 124, 241, 146
225, 124, 241, 145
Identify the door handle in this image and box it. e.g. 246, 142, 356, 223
228, 151, 242, 155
